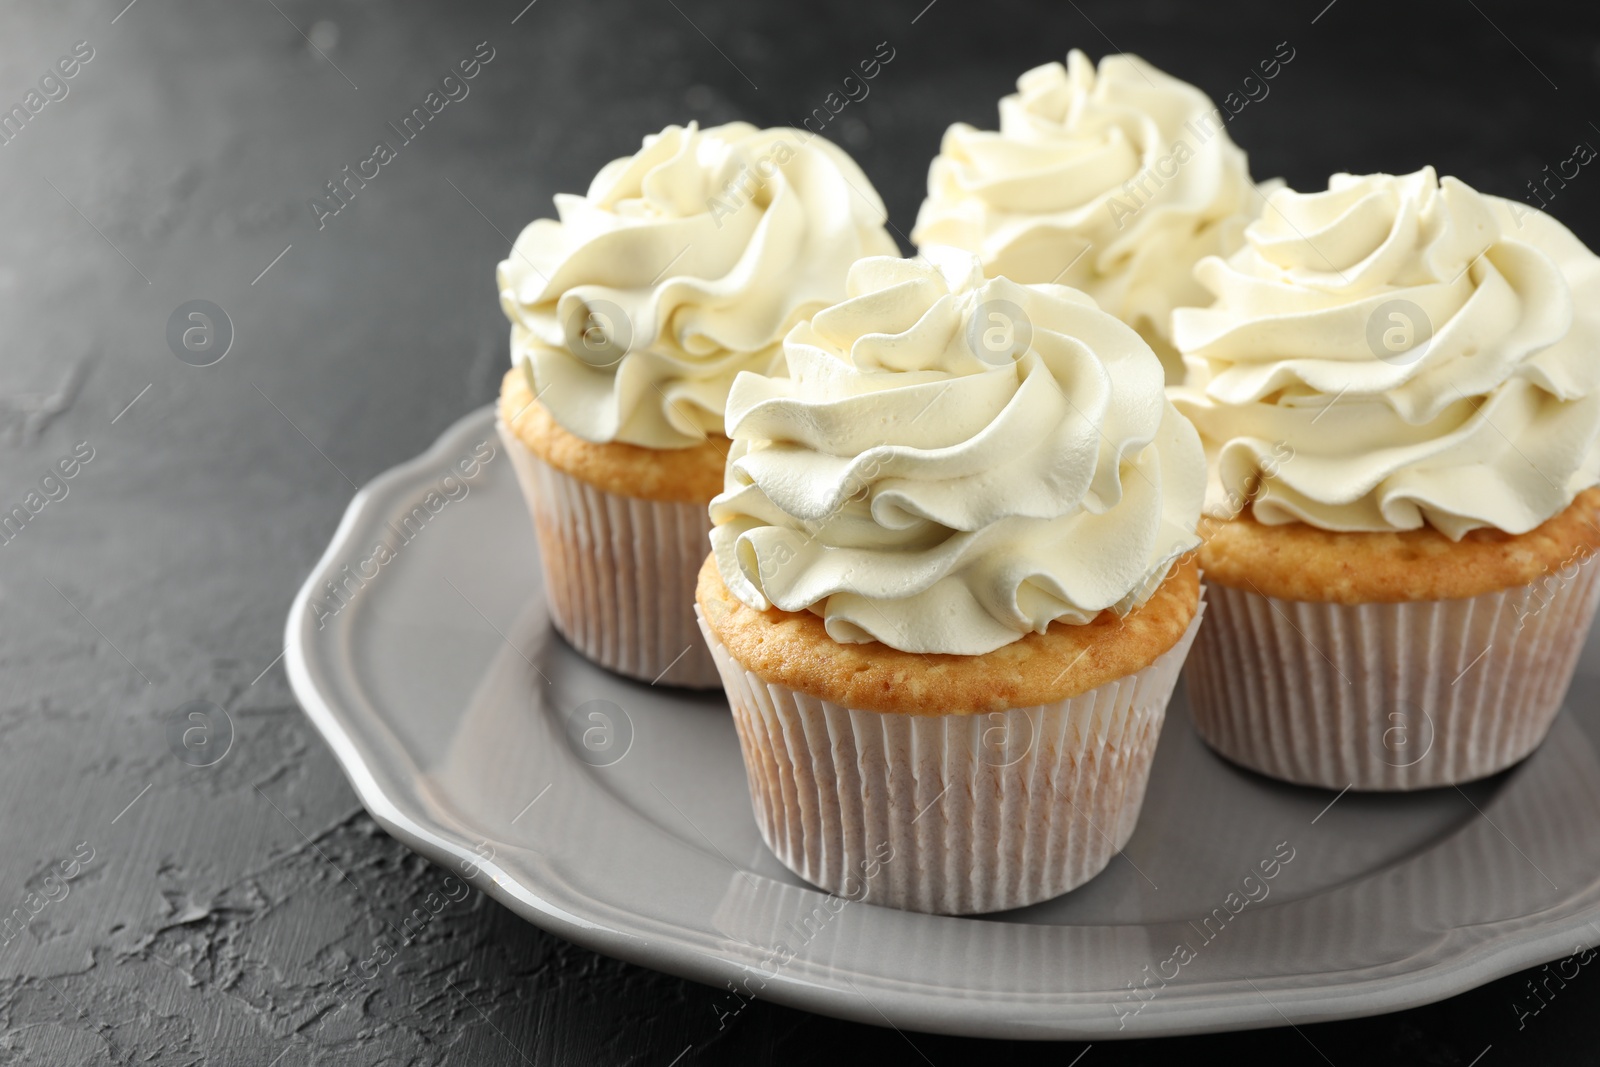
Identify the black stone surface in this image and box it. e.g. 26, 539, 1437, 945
1, 0, 1597, 1063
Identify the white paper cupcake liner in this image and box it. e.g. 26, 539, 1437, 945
697, 606, 1204, 915
1185, 556, 1600, 791
497, 420, 720, 689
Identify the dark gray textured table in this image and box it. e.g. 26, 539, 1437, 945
2, 0, 1597, 1062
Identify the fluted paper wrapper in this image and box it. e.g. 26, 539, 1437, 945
1186, 558, 1600, 791
497, 420, 719, 689
697, 607, 1204, 915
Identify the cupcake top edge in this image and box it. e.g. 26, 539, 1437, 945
1170, 165, 1600, 541
708, 246, 1206, 657
497, 121, 898, 450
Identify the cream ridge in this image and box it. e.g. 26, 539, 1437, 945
498, 122, 897, 449
709, 247, 1205, 656
911, 50, 1272, 377
1171, 167, 1600, 539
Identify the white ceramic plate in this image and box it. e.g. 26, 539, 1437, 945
286, 406, 1600, 1040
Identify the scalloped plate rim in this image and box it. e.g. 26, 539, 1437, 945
285, 404, 1600, 1041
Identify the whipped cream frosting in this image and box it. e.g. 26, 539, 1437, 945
498, 122, 897, 449
1171, 167, 1600, 539
911, 50, 1266, 377
709, 247, 1205, 655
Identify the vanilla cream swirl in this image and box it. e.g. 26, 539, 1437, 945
910, 50, 1266, 371
498, 122, 897, 448
1171, 167, 1600, 539
708, 247, 1205, 655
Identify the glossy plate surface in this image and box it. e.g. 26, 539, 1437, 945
286, 406, 1600, 1039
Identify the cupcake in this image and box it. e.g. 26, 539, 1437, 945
1172, 167, 1600, 790
911, 49, 1280, 384
497, 122, 896, 687
697, 248, 1207, 913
